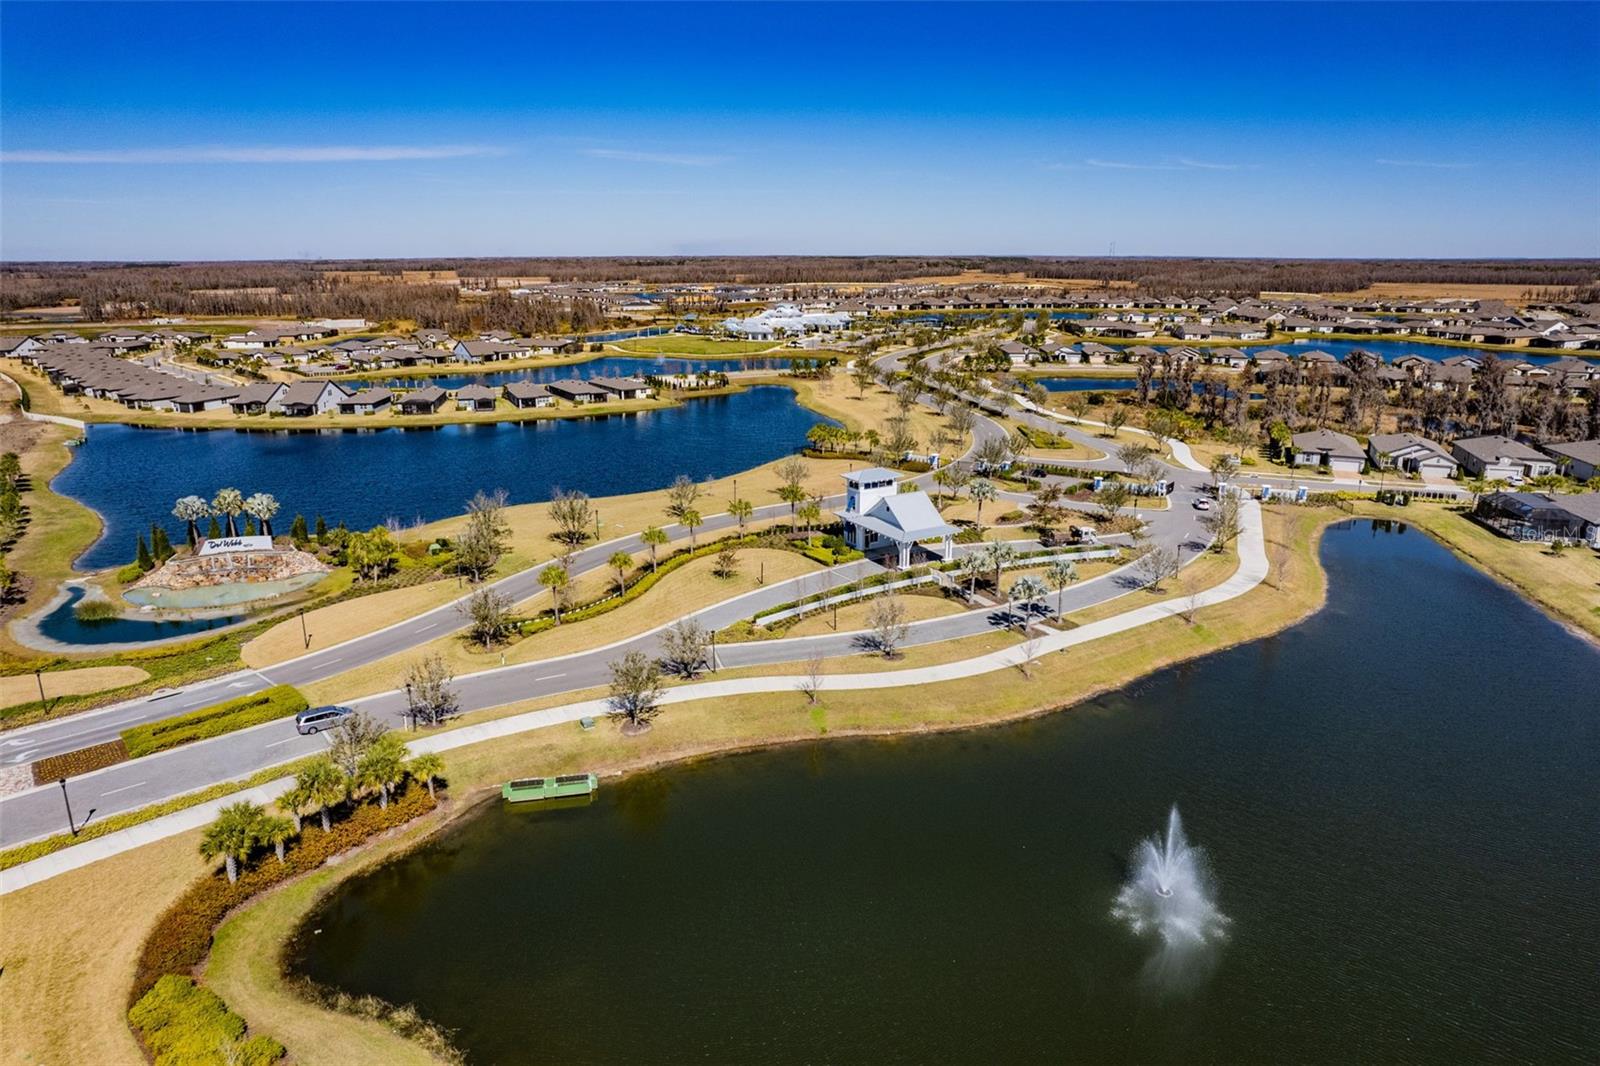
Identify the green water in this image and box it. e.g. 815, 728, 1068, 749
292, 521, 1599, 1063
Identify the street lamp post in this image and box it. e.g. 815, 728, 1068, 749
58, 778, 92, 836
405, 682, 416, 731
35, 668, 46, 710
299, 608, 311, 649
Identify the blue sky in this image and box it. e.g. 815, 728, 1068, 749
2, 1, 1597, 261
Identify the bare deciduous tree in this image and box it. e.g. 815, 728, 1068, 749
867, 596, 910, 658
607, 651, 664, 735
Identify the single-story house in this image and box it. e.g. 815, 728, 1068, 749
547, 379, 611, 404
227, 382, 285, 415
1451, 435, 1558, 482
997, 341, 1036, 365
503, 382, 554, 408
168, 383, 240, 413
277, 380, 349, 417
396, 386, 448, 415
1366, 433, 1459, 478
589, 376, 653, 400
1475, 491, 1600, 546
1290, 428, 1365, 474
1540, 439, 1600, 482
455, 383, 499, 411
453, 340, 530, 363
337, 388, 393, 415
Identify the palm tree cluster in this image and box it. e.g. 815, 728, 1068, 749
171, 488, 281, 546
200, 735, 444, 883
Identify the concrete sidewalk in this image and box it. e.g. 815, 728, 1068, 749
0, 501, 1266, 893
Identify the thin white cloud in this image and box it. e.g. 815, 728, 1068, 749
581, 148, 729, 167
0, 145, 503, 164
1083, 157, 1251, 172
1375, 158, 1477, 169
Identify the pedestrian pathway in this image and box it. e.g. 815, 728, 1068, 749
0, 500, 1265, 893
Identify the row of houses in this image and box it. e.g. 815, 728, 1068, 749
13, 341, 654, 416
1286, 428, 1599, 485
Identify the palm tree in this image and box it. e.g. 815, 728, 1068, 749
797, 498, 822, 533
211, 487, 244, 536
407, 752, 445, 800
540, 563, 570, 623
968, 478, 998, 526
199, 801, 265, 883
258, 814, 297, 864
681, 508, 703, 549
356, 734, 408, 809
278, 783, 310, 832
957, 551, 986, 597
295, 758, 347, 832
172, 496, 209, 546
641, 526, 669, 572
981, 540, 1018, 594
608, 550, 633, 596
1008, 575, 1050, 629
728, 498, 753, 535
1046, 558, 1079, 620
243, 492, 280, 537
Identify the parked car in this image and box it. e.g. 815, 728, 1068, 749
295, 705, 354, 735
1193, 499, 1213, 511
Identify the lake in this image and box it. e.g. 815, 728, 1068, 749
290, 520, 1599, 1064
357, 354, 795, 391
58, 386, 828, 570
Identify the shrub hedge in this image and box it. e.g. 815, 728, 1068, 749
132, 783, 437, 1003
121, 685, 308, 758
128, 974, 285, 1066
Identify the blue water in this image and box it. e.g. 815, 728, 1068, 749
360, 355, 794, 391
1283, 338, 1569, 365
1035, 377, 1137, 392
58, 386, 829, 570
38, 586, 245, 645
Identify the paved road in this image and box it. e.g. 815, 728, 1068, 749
0, 348, 1217, 846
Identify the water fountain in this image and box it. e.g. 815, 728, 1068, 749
1113, 805, 1228, 992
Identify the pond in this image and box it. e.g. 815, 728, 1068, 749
1282, 337, 1571, 365
57, 386, 829, 570
356, 354, 794, 391
290, 520, 1599, 1063
36, 585, 245, 646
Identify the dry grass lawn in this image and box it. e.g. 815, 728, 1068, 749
1, 665, 149, 709
301, 549, 821, 704
0, 833, 204, 1066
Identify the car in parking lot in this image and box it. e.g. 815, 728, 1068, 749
295, 704, 355, 734
1192, 498, 1213, 511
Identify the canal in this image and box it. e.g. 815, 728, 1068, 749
290, 519, 1599, 1063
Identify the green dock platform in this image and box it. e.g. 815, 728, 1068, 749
502, 773, 599, 803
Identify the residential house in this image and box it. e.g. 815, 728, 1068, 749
590, 376, 653, 400
455, 384, 499, 411
997, 341, 1035, 366
503, 382, 554, 408
226, 383, 285, 415
396, 386, 448, 415
1450, 435, 1558, 482
337, 388, 393, 415
1540, 439, 1600, 482
1366, 433, 1459, 478
1475, 491, 1600, 546
1290, 428, 1365, 474
547, 379, 611, 404
277, 380, 349, 417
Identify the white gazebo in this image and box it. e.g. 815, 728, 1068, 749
837, 468, 958, 567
